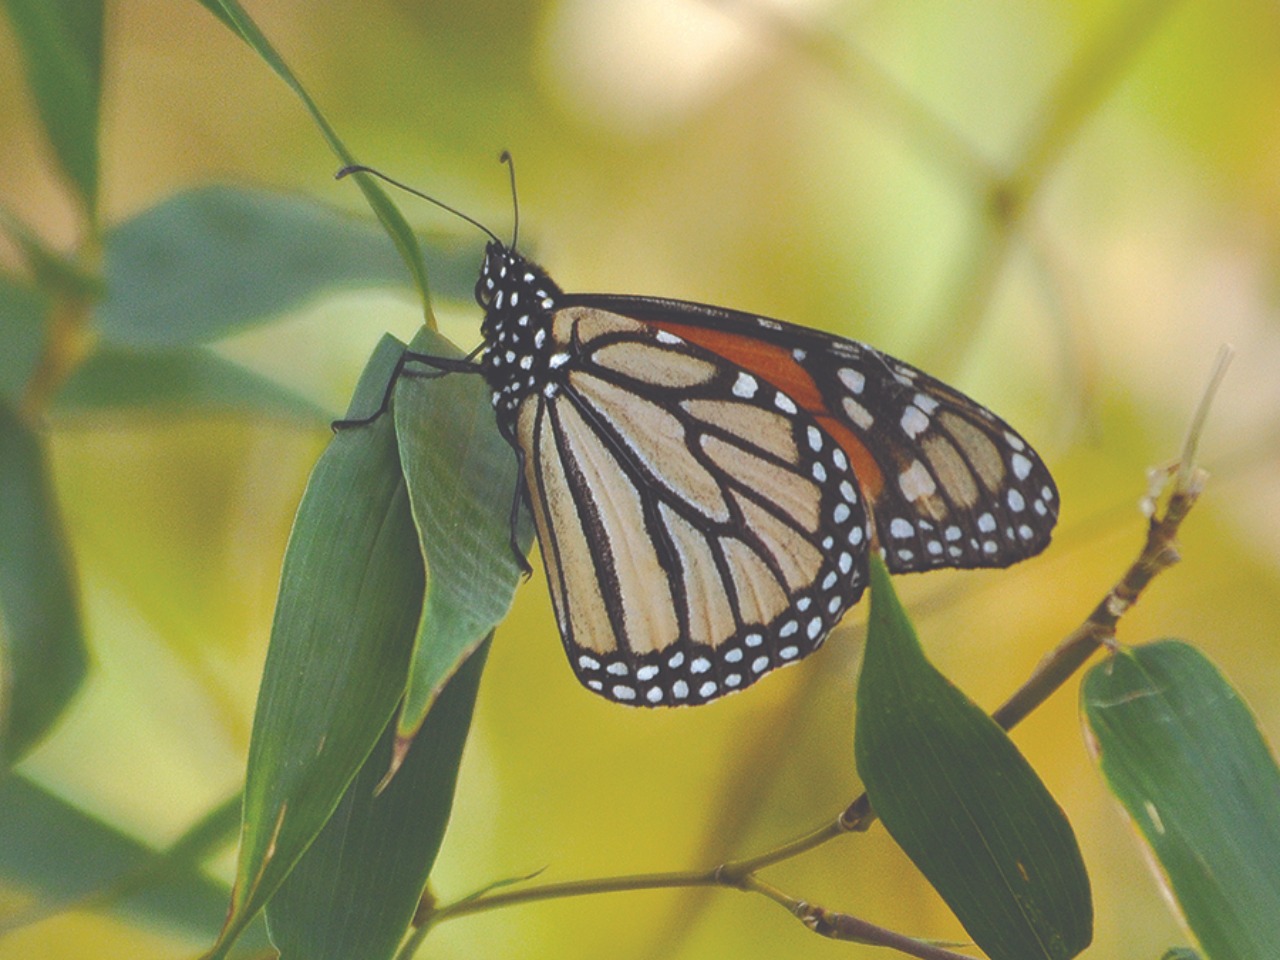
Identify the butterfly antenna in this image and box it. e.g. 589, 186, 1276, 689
499, 150, 519, 249
336, 164, 501, 244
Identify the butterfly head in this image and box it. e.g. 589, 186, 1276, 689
475, 242, 559, 311
476, 241, 566, 431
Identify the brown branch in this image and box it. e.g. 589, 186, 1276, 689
800, 905, 975, 960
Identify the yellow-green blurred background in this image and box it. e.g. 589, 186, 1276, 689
4, 1, 1280, 957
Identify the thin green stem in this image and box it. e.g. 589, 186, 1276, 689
716, 816, 845, 881
429, 868, 720, 923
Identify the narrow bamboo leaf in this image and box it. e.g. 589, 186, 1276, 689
1083, 640, 1280, 960
193, 0, 433, 311
0, 274, 48, 402
393, 328, 530, 737
267, 639, 491, 960
51, 344, 329, 423
99, 187, 475, 347
855, 556, 1092, 960
210, 336, 424, 958
0, 402, 87, 766
0, 774, 270, 957
0, 205, 102, 301
1, 0, 103, 211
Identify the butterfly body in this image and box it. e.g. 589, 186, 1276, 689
463, 239, 1058, 708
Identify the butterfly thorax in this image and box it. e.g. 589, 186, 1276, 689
476, 241, 565, 436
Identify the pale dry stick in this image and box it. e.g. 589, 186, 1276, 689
412, 347, 1234, 957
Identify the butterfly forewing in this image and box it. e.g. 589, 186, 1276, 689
512, 306, 871, 706
575, 294, 1060, 575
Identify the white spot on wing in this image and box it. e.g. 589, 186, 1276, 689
898, 460, 937, 501
914, 393, 940, 414
842, 396, 874, 429
839, 367, 866, 394
901, 405, 930, 439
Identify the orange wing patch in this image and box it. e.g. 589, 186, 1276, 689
651, 320, 885, 499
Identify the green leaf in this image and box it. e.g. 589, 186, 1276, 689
2, 0, 103, 212
1082, 640, 1280, 960
193, 0, 434, 312
0, 402, 88, 766
266, 639, 491, 960
51, 344, 329, 423
98, 186, 466, 348
0, 206, 102, 302
0, 774, 270, 957
0, 273, 48, 403
210, 336, 425, 958
393, 328, 530, 737
855, 555, 1092, 960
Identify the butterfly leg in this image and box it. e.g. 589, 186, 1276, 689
332, 350, 482, 430
508, 444, 534, 578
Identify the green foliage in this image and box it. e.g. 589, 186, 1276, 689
98, 186, 440, 348
1, 0, 103, 213
210, 337, 426, 955
392, 328, 532, 736
0, 276, 46, 402
0, 776, 271, 958
266, 640, 490, 960
0, 403, 87, 765
1084, 641, 1280, 960
191, 0, 435, 311
856, 556, 1092, 960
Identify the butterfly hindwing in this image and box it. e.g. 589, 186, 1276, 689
514, 305, 871, 706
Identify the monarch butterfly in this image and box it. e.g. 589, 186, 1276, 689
338, 161, 1059, 708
